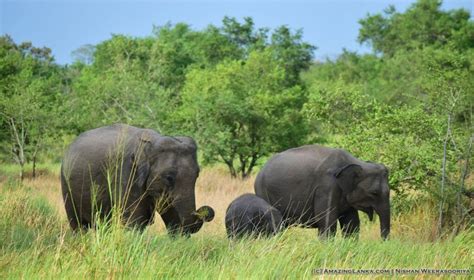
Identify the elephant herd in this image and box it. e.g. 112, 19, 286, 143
61, 124, 390, 239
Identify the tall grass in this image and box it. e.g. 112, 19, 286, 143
0, 165, 472, 278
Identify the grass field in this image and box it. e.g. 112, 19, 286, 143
0, 164, 472, 279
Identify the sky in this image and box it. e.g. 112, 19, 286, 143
1, 0, 472, 65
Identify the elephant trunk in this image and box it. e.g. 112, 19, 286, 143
173, 196, 214, 235
375, 202, 390, 240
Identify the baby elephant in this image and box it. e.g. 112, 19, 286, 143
225, 193, 283, 238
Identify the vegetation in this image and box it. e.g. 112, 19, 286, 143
0, 167, 472, 278
0, 37, 62, 180
180, 50, 307, 178
302, 0, 473, 232
0, 0, 473, 277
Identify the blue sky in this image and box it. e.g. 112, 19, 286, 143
1, 0, 472, 65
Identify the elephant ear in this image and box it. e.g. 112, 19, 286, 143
130, 131, 154, 188
334, 164, 363, 195
174, 136, 197, 150
174, 136, 199, 166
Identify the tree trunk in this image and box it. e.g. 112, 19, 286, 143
19, 163, 24, 182
222, 157, 237, 178
437, 114, 450, 237
241, 154, 259, 179
9, 118, 26, 182
239, 154, 247, 179
228, 164, 237, 178
457, 136, 472, 217
32, 152, 37, 179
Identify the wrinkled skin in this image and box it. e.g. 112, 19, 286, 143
255, 145, 390, 239
61, 124, 214, 235
225, 193, 283, 238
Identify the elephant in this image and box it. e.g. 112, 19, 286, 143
225, 193, 283, 238
254, 145, 390, 239
61, 124, 214, 235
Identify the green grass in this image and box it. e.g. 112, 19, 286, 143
0, 162, 61, 180
0, 168, 472, 279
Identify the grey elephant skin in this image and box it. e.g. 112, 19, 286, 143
254, 145, 390, 239
225, 193, 283, 238
61, 124, 214, 235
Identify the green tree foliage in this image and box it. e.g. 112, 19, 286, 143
222, 17, 315, 85
305, 46, 474, 114
0, 35, 61, 179
66, 35, 174, 133
358, 0, 474, 56
269, 25, 316, 86
150, 23, 240, 90
180, 50, 308, 178
221, 16, 269, 55
71, 44, 96, 65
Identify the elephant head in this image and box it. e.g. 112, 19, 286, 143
335, 162, 390, 239
130, 131, 214, 235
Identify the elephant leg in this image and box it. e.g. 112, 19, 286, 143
123, 196, 155, 230
317, 217, 337, 239
63, 192, 93, 231
64, 195, 80, 231
339, 208, 360, 238
314, 196, 338, 239
159, 206, 182, 236
66, 215, 88, 232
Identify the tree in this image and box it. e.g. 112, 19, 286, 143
68, 19, 315, 138
221, 16, 268, 54
92, 34, 154, 74
358, 0, 474, 56
66, 35, 174, 134
0, 35, 61, 180
180, 50, 308, 178
222, 17, 316, 85
150, 23, 240, 91
269, 25, 316, 85
71, 44, 96, 65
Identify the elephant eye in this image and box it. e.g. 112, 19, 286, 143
163, 172, 177, 187
369, 190, 379, 196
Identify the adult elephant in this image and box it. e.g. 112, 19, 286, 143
61, 124, 214, 235
254, 145, 390, 239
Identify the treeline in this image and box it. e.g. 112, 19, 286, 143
0, 0, 472, 232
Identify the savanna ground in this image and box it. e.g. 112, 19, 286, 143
0, 164, 472, 279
